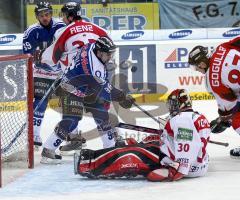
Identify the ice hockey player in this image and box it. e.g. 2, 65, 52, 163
75, 89, 210, 181
40, 2, 117, 164
188, 39, 240, 159
40, 36, 135, 164
22, 1, 65, 147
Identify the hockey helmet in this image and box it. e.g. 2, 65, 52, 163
167, 89, 192, 117
95, 37, 116, 53
61, 2, 81, 19
34, 1, 52, 16
188, 45, 208, 65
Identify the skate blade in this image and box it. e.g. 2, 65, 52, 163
230, 155, 240, 159
74, 153, 80, 174
40, 157, 62, 165
60, 150, 75, 156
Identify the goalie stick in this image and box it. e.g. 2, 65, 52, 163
131, 102, 229, 147
117, 122, 229, 147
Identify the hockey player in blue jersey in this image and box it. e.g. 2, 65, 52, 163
22, 1, 65, 147
40, 37, 135, 164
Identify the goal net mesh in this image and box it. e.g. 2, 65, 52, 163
0, 54, 33, 186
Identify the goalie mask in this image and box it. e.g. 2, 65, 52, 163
167, 89, 192, 117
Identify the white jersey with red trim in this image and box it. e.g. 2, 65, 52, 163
41, 19, 110, 71
160, 111, 210, 177
206, 37, 240, 113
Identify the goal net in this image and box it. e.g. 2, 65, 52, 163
0, 54, 34, 187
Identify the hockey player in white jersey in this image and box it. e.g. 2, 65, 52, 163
40, 2, 117, 164
22, 1, 65, 147
147, 89, 210, 181
76, 89, 210, 181
188, 40, 240, 159
41, 37, 135, 164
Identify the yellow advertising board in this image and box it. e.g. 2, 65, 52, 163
26, 3, 159, 30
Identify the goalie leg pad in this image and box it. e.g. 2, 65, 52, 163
77, 149, 96, 178
77, 145, 160, 178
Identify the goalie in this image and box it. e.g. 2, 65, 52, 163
74, 89, 211, 181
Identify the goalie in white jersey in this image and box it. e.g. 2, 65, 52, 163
76, 89, 210, 181
147, 89, 210, 181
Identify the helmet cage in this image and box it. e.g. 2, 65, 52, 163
167, 89, 192, 117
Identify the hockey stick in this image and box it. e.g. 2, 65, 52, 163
1, 74, 63, 153
132, 102, 229, 147
132, 102, 166, 125
118, 122, 229, 147
117, 122, 162, 134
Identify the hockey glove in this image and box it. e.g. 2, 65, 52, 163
210, 117, 231, 134
119, 95, 136, 109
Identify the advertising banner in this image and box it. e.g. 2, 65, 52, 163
159, 0, 240, 29
0, 59, 26, 102
207, 27, 240, 39
112, 42, 158, 95
153, 29, 208, 40
26, 3, 159, 30
110, 30, 154, 41
0, 34, 23, 46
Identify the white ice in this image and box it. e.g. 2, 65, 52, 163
1, 100, 240, 200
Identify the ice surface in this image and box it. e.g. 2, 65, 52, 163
1, 100, 240, 200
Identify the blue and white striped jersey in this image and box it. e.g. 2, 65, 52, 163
63, 43, 121, 102
23, 18, 65, 54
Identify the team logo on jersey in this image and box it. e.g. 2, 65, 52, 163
0, 35, 16, 44
168, 30, 192, 39
177, 128, 193, 141
222, 28, 240, 38
164, 48, 189, 69
121, 31, 144, 40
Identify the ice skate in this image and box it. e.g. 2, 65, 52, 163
34, 135, 42, 147
40, 148, 62, 164
230, 148, 240, 159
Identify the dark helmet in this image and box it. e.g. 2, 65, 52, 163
95, 37, 116, 53
61, 2, 81, 19
167, 89, 192, 117
34, 1, 52, 16
188, 45, 208, 65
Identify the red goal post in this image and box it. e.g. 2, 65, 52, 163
0, 54, 34, 187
